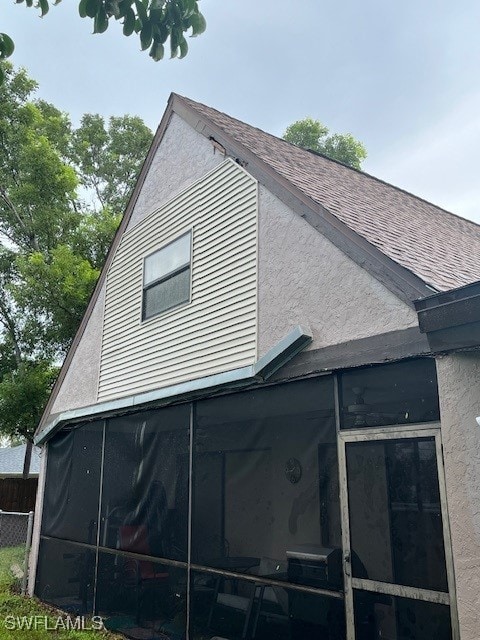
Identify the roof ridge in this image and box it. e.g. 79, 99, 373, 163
176, 94, 480, 232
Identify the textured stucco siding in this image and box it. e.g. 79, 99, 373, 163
257, 187, 418, 356
127, 113, 223, 231
50, 285, 106, 414
436, 353, 480, 640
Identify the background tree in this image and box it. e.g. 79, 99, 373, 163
0, 62, 153, 454
0, 0, 206, 84
283, 117, 367, 169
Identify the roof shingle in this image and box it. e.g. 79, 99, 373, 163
179, 96, 480, 293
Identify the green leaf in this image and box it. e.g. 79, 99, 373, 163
78, 0, 89, 17
178, 34, 188, 58
93, 6, 109, 32
149, 7, 163, 24
140, 21, 153, 49
117, 0, 130, 17
85, 0, 99, 18
39, 0, 49, 17
0, 34, 15, 59
170, 27, 179, 57
182, 0, 196, 19
153, 21, 169, 43
123, 7, 136, 35
149, 40, 164, 61
189, 10, 206, 36
0, 66, 4, 86
106, 0, 121, 17
134, 0, 148, 25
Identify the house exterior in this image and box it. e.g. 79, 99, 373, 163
29, 94, 480, 640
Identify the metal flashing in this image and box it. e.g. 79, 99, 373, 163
34, 326, 311, 446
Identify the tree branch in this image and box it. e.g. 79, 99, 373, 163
0, 297, 22, 366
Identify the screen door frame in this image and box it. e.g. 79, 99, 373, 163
337, 421, 459, 640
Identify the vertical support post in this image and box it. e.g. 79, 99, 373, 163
28, 445, 48, 596
334, 374, 355, 640
93, 420, 107, 614
22, 511, 34, 595
186, 402, 194, 639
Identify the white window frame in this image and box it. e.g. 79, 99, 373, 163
142, 230, 192, 321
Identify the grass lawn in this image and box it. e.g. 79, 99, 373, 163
0, 547, 122, 639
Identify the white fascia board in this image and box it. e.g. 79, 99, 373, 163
34, 325, 311, 446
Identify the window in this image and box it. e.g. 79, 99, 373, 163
142, 231, 191, 320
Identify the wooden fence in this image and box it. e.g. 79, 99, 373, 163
0, 478, 38, 512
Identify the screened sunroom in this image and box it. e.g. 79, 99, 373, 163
34, 357, 456, 640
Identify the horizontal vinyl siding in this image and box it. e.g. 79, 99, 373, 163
98, 160, 258, 401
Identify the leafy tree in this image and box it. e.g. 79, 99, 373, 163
71, 114, 153, 213
0, 360, 57, 443
0, 0, 206, 84
283, 117, 367, 170
0, 63, 153, 449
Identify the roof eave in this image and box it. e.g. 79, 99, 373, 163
35, 96, 179, 435
171, 94, 436, 308
415, 280, 480, 353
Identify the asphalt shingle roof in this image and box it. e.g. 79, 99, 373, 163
0, 445, 40, 476
180, 96, 480, 292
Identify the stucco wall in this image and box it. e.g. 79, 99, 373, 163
50, 284, 105, 414
257, 187, 418, 355
127, 113, 223, 231
436, 352, 480, 640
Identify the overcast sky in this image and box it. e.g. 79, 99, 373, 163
4, 0, 480, 222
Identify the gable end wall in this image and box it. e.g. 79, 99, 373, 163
98, 160, 258, 401
258, 187, 418, 356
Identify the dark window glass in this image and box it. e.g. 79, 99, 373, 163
193, 377, 342, 590
35, 537, 95, 614
339, 359, 440, 429
42, 422, 103, 544
354, 590, 452, 640
190, 570, 346, 640
143, 267, 190, 319
142, 231, 191, 320
346, 437, 448, 592
96, 551, 187, 637
99, 406, 190, 562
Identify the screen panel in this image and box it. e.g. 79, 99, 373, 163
96, 550, 187, 638
339, 359, 440, 429
99, 405, 190, 562
192, 377, 342, 591
190, 570, 346, 640
35, 537, 95, 614
143, 267, 190, 319
42, 422, 103, 544
353, 590, 452, 640
346, 437, 448, 592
